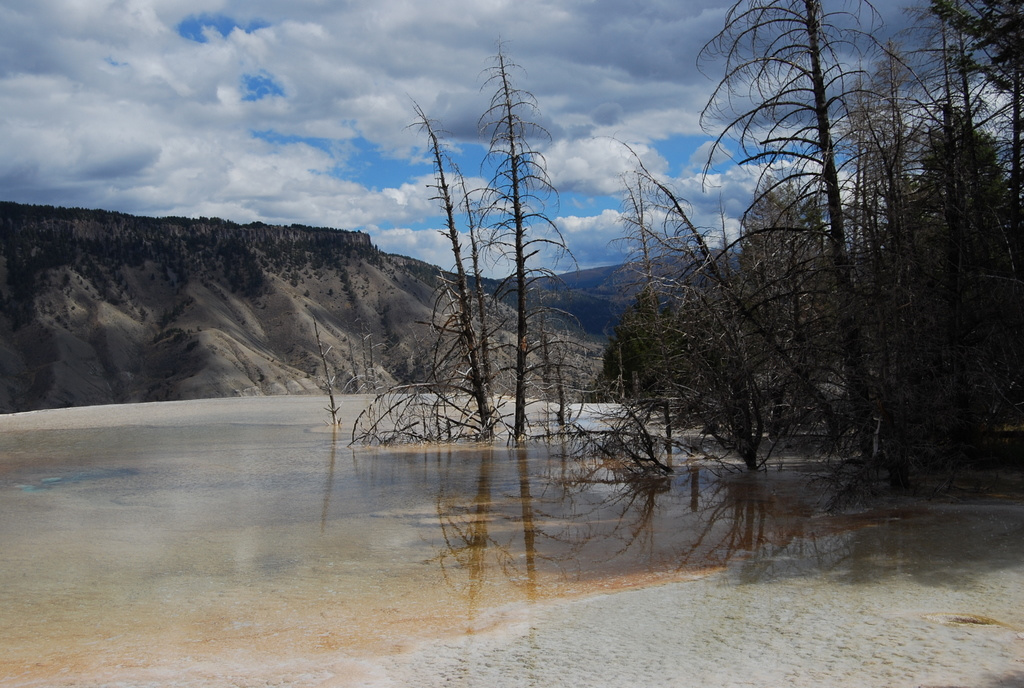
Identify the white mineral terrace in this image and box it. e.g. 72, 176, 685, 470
0, 396, 1021, 687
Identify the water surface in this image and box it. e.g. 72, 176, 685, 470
1, 397, 1021, 687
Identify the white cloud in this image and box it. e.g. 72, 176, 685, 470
556, 209, 627, 269
0, 0, 909, 267
545, 138, 665, 197
660, 163, 761, 244
369, 227, 455, 271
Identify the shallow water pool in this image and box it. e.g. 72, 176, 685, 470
1, 397, 1021, 687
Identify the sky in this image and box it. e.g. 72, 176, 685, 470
0, 0, 908, 274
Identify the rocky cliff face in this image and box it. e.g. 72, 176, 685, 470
0, 202, 440, 412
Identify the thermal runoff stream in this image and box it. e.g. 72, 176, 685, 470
1, 397, 1022, 687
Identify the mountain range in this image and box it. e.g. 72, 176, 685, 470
0, 202, 625, 413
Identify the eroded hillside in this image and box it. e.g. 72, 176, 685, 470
0, 202, 440, 412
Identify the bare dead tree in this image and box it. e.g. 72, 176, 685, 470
352, 383, 493, 445
699, 0, 885, 465
606, 148, 852, 472
413, 104, 498, 440
532, 307, 592, 436
352, 48, 578, 447
563, 401, 675, 475
313, 318, 341, 426
480, 43, 570, 444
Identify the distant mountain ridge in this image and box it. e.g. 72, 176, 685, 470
555, 264, 625, 294
0, 201, 611, 413
539, 264, 634, 335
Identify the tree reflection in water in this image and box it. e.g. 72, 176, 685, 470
321, 426, 338, 534
424, 444, 828, 614
3, 400, 1019, 687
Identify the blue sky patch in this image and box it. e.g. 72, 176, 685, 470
253, 130, 432, 190
251, 129, 350, 179
242, 72, 285, 101
560, 190, 617, 216
349, 139, 434, 190
253, 130, 336, 153
650, 134, 716, 174
177, 13, 269, 43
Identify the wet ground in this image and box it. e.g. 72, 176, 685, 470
0, 397, 1022, 687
